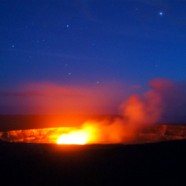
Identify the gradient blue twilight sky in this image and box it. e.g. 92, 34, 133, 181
0, 0, 186, 116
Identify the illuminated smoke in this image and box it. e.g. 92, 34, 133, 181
0, 81, 163, 144
0, 78, 186, 144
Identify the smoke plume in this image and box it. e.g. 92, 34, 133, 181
0, 78, 186, 144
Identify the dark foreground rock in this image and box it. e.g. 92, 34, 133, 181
0, 140, 186, 186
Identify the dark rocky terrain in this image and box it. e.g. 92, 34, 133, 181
1, 115, 186, 185
0, 140, 186, 186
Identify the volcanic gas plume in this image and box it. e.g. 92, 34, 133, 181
0, 79, 186, 144
0, 92, 167, 144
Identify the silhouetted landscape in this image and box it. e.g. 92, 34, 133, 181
1, 140, 186, 186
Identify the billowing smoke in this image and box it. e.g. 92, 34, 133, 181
1, 79, 185, 123
120, 78, 186, 125
0, 78, 186, 144
79, 82, 163, 143
77, 78, 186, 143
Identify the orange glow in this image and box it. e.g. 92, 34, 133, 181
56, 124, 98, 145
0, 123, 99, 144
57, 130, 89, 145
1, 124, 186, 144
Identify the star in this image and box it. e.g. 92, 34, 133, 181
66, 24, 70, 28
11, 44, 15, 48
159, 11, 164, 16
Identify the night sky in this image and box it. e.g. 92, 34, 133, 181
0, 0, 186, 116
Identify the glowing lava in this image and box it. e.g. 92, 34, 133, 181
57, 130, 90, 145
56, 124, 97, 145
1, 124, 186, 145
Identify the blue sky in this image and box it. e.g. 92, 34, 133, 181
0, 0, 186, 116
